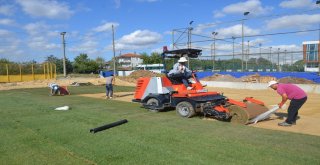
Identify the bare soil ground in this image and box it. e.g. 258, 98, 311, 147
79, 88, 320, 137
0, 77, 135, 91
1, 72, 318, 136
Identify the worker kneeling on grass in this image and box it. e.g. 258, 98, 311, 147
268, 80, 307, 127
168, 57, 193, 90
49, 83, 60, 96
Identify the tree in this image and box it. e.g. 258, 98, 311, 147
0, 58, 11, 64
149, 52, 162, 64
292, 60, 304, 72
141, 52, 162, 64
95, 57, 105, 70
140, 52, 150, 64
73, 53, 99, 73
46, 55, 72, 73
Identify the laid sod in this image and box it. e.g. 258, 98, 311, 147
0, 86, 319, 164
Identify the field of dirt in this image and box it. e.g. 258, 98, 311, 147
1, 71, 319, 136
202, 73, 315, 84
79, 88, 320, 137
0, 76, 136, 91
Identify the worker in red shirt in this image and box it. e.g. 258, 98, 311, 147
268, 81, 307, 126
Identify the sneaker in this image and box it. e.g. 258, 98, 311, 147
109, 97, 113, 99
278, 121, 292, 127
105, 96, 109, 99
187, 87, 193, 90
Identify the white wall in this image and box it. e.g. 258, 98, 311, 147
201, 81, 320, 94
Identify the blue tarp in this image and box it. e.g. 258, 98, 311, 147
100, 71, 114, 77
196, 72, 320, 83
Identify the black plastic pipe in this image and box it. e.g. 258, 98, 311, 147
90, 119, 128, 133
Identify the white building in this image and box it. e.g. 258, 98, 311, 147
303, 41, 320, 72
117, 53, 143, 68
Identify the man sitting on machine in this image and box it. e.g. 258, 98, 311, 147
168, 56, 193, 89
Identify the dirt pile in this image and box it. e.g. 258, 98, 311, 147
240, 74, 276, 83
117, 70, 164, 84
202, 74, 240, 82
278, 77, 315, 84
0, 77, 106, 91
202, 73, 314, 84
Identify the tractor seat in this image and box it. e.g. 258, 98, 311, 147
166, 74, 183, 85
166, 73, 193, 85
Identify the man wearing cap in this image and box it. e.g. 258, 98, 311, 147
168, 57, 192, 89
49, 83, 60, 96
268, 80, 307, 126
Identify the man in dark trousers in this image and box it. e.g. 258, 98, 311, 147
105, 74, 114, 99
268, 80, 307, 126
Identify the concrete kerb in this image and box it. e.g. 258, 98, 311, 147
201, 81, 320, 94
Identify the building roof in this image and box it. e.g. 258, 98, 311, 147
118, 53, 141, 58
302, 41, 320, 45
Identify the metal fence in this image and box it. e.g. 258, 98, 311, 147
0, 63, 56, 83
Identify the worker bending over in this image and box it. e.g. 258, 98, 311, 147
268, 80, 307, 126
49, 83, 60, 96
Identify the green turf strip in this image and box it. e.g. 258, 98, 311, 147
0, 86, 319, 165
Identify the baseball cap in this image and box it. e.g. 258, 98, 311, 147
268, 80, 278, 87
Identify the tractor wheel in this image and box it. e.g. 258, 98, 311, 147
146, 98, 160, 112
228, 105, 250, 124
176, 101, 195, 118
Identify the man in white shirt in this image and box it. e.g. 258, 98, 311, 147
168, 57, 192, 89
105, 74, 114, 99
49, 83, 60, 96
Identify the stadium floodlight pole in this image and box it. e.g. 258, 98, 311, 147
241, 11, 250, 72
284, 49, 287, 66
277, 48, 280, 72
291, 50, 293, 72
316, 0, 320, 74
259, 43, 262, 71
187, 21, 193, 67
232, 36, 235, 71
269, 47, 272, 71
212, 32, 218, 72
60, 32, 67, 77
246, 40, 249, 71
112, 24, 116, 77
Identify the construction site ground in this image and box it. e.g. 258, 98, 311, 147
0, 72, 319, 136
79, 88, 320, 137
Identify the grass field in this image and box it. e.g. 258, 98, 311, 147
0, 85, 319, 165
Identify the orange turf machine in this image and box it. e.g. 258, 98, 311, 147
132, 48, 268, 124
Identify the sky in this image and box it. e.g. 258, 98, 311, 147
0, 0, 320, 63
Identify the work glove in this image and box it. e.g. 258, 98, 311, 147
278, 102, 284, 109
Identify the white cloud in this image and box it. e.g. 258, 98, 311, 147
113, 30, 162, 50
279, 0, 317, 9
0, 18, 16, 26
23, 22, 61, 51
69, 40, 100, 55
0, 4, 15, 16
16, 0, 74, 19
0, 29, 11, 36
213, 11, 225, 18
216, 24, 260, 38
114, 0, 121, 8
192, 23, 217, 35
92, 22, 119, 33
218, 0, 272, 16
266, 14, 320, 30
0, 29, 24, 61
